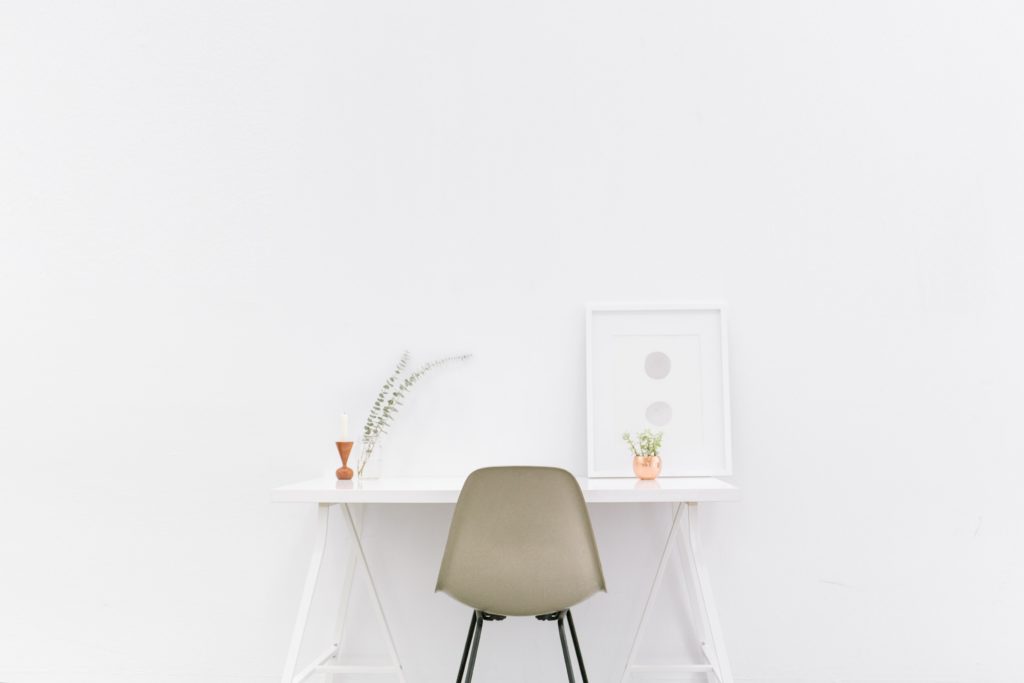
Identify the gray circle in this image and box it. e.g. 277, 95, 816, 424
645, 401, 672, 427
644, 351, 671, 380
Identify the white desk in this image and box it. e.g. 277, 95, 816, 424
274, 476, 739, 683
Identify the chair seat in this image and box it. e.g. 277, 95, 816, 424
441, 571, 602, 617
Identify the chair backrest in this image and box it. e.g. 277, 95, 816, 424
436, 466, 606, 617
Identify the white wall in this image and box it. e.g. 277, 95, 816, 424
2, 1, 1023, 681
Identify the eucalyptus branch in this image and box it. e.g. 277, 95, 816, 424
362, 351, 410, 441
357, 351, 472, 476
372, 354, 471, 438
361, 352, 473, 444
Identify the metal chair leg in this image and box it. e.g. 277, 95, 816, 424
565, 610, 589, 683
464, 610, 484, 683
556, 611, 576, 683
456, 611, 478, 683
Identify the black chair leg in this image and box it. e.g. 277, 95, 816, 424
556, 611, 576, 683
464, 610, 484, 683
565, 609, 589, 683
456, 611, 478, 683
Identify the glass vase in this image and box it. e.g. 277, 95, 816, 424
357, 436, 385, 480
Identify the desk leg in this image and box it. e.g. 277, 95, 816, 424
341, 503, 407, 683
621, 502, 733, 683
283, 504, 404, 683
620, 503, 685, 682
679, 502, 734, 683
281, 503, 332, 683
329, 504, 365, 683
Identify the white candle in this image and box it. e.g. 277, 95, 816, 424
341, 413, 350, 441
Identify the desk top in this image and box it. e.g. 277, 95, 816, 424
272, 476, 739, 504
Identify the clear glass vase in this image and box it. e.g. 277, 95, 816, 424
356, 436, 384, 480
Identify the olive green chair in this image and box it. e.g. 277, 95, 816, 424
436, 466, 606, 683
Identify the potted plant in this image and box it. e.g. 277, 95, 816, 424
622, 429, 664, 480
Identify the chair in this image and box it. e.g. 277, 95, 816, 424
436, 466, 606, 682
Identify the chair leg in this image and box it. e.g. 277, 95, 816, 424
464, 610, 484, 683
556, 611, 577, 683
565, 610, 589, 683
456, 611, 478, 683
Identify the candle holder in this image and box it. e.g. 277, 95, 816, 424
335, 441, 354, 480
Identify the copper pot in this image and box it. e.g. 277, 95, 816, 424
633, 455, 662, 480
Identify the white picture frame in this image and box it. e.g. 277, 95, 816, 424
586, 303, 732, 478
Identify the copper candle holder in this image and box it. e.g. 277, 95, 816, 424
336, 441, 354, 480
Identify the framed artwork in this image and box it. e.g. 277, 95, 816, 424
586, 303, 732, 478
